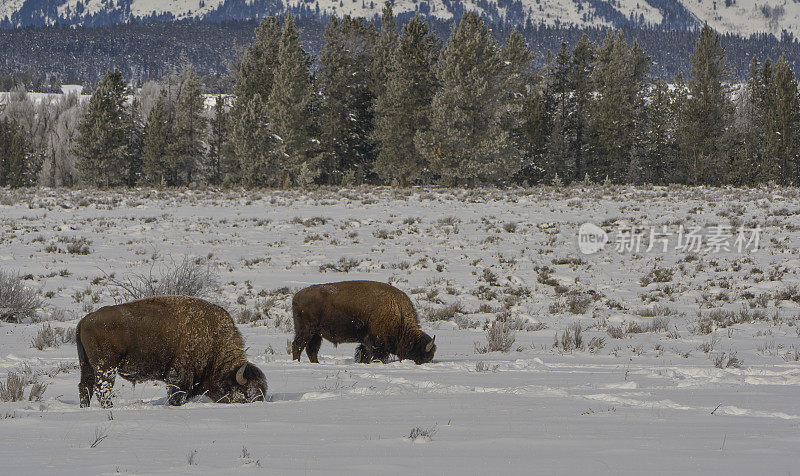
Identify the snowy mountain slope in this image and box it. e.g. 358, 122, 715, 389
288, 0, 664, 26
0, 0, 23, 21
1, 0, 799, 35
56, 0, 228, 21
679, 0, 800, 37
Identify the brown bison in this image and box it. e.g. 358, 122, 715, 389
291, 281, 436, 364
77, 296, 267, 408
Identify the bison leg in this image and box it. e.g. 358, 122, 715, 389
367, 336, 390, 363
94, 366, 118, 409
78, 368, 94, 408
373, 347, 390, 364
166, 386, 189, 406
305, 334, 323, 363
77, 325, 95, 407
165, 368, 193, 405
292, 334, 309, 362
356, 337, 390, 364
354, 344, 372, 363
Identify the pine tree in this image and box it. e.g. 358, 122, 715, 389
516, 85, 550, 184
763, 55, 800, 184
588, 32, 650, 182
268, 13, 318, 187
232, 94, 284, 188
759, 56, 800, 185
208, 95, 228, 186
372, 15, 439, 185
172, 66, 206, 185
668, 71, 691, 184
634, 79, 679, 184
0, 117, 33, 188
228, 17, 281, 185
542, 44, 575, 182
730, 57, 764, 186
677, 24, 734, 185
141, 95, 173, 185
757, 59, 776, 183
126, 95, 144, 186
233, 17, 281, 110
416, 12, 519, 186
569, 34, 595, 181
501, 29, 534, 175
317, 16, 377, 184
74, 69, 136, 187
371, 1, 398, 97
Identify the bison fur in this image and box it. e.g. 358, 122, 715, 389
77, 296, 267, 408
291, 281, 436, 365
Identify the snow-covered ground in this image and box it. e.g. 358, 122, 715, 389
1, 185, 799, 473
0, 86, 89, 106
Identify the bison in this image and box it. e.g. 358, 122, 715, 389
291, 281, 436, 364
77, 296, 267, 408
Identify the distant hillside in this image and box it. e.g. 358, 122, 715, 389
2, 17, 800, 91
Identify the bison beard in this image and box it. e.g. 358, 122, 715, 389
77, 296, 267, 408
291, 281, 436, 364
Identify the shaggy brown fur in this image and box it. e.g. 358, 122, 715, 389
77, 296, 267, 408
291, 281, 436, 364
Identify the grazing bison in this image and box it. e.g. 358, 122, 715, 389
291, 281, 436, 364
77, 296, 267, 408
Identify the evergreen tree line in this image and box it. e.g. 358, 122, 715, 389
2, 6, 800, 188
4, 15, 800, 89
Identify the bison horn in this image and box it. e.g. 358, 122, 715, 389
425, 336, 435, 353
235, 364, 248, 386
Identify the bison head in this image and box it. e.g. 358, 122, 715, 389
406, 333, 436, 364
211, 363, 268, 404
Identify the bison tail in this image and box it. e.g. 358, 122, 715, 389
76, 325, 86, 364
76, 325, 93, 383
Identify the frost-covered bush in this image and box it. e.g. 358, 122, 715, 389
607, 325, 625, 339
554, 324, 584, 352
587, 336, 605, 352
0, 269, 42, 323
66, 238, 92, 255
494, 311, 535, 331
109, 256, 218, 301
636, 305, 676, 317
714, 351, 743, 369
0, 373, 24, 402
566, 294, 592, 314
236, 308, 260, 324
640, 267, 675, 286
28, 381, 47, 401
408, 425, 437, 441
30, 323, 76, 350
425, 302, 462, 322
0, 369, 47, 402
319, 257, 361, 273
475, 320, 516, 353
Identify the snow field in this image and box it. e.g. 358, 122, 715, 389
1, 185, 799, 473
